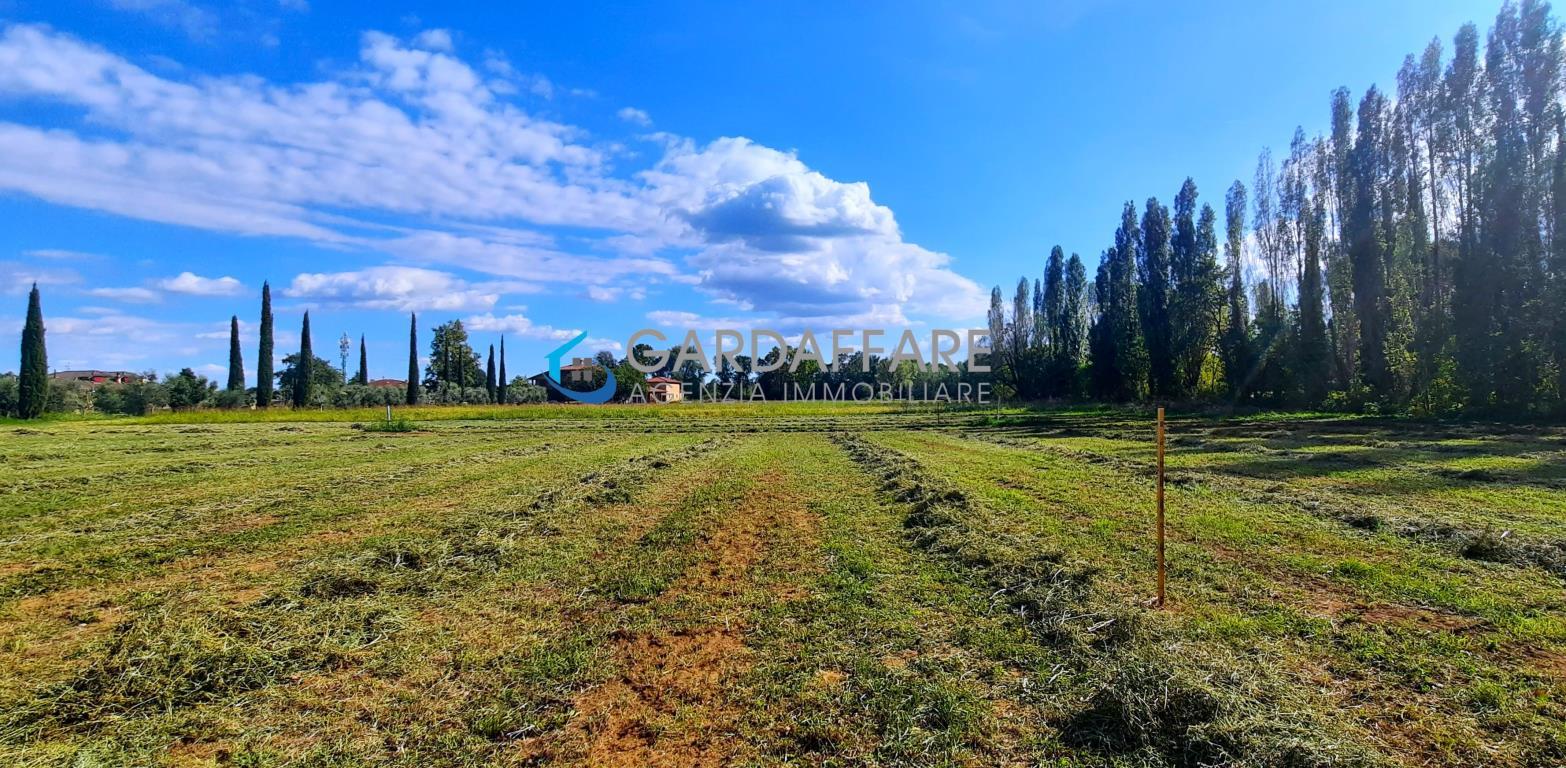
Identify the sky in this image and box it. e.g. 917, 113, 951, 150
0, 0, 1500, 383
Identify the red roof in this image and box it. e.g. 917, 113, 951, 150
647, 376, 681, 384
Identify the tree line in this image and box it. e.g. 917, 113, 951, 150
3, 281, 555, 417
987, 0, 1566, 415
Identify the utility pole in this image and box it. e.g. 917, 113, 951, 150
338, 332, 351, 382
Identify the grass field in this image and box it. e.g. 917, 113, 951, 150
1, 406, 1563, 766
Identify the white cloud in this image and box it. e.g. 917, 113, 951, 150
412, 28, 453, 51
464, 311, 577, 341
0, 23, 986, 330
87, 286, 161, 303
617, 107, 652, 126
0, 260, 80, 293
23, 248, 99, 260
158, 271, 245, 296
284, 266, 509, 312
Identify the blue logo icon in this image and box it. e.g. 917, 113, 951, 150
543, 330, 617, 404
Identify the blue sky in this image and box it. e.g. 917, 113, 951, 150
0, 0, 1496, 382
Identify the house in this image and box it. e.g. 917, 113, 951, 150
49, 370, 141, 387
367, 378, 405, 389
647, 376, 684, 403
559, 357, 597, 384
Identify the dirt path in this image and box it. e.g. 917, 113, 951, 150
554, 470, 816, 767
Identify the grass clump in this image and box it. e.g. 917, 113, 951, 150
357, 417, 417, 432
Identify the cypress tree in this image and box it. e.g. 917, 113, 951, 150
498, 336, 508, 405
486, 344, 497, 402
295, 312, 313, 408
17, 283, 47, 419
1170, 180, 1223, 397
257, 282, 274, 408
357, 335, 368, 385
226, 315, 244, 391
406, 313, 419, 405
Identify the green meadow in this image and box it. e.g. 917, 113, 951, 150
0, 406, 1562, 766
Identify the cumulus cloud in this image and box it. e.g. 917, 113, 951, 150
158, 271, 245, 296
0, 23, 986, 330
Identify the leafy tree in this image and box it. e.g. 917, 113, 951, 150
227, 315, 245, 392
257, 282, 274, 408
0, 373, 15, 416
17, 283, 46, 419
424, 320, 483, 390
278, 352, 339, 407
356, 335, 368, 385
166, 367, 216, 410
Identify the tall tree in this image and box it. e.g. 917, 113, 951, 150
1138, 197, 1174, 398
294, 312, 314, 408
426, 320, 484, 390
227, 315, 244, 392
497, 336, 508, 405
1296, 194, 1332, 405
1220, 181, 1255, 401
356, 335, 368, 385
1348, 86, 1392, 398
486, 344, 497, 402
406, 313, 419, 406
1090, 203, 1148, 401
17, 283, 46, 419
1060, 253, 1089, 395
1170, 180, 1224, 396
257, 281, 274, 408
1042, 246, 1067, 393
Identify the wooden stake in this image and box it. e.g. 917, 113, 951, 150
1155, 406, 1166, 608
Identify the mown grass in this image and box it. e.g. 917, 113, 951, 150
0, 407, 1562, 766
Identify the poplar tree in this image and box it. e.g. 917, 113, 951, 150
1042, 246, 1065, 393
1138, 197, 1174, 398
294, 312, 313, 407
257, 282, 274, 408
1060, 253, 1088, 395
406, 313, 419, 405
1220, 181, 1254, 400
17, 283, 46, 419
227, 315, 244, 391
1349, 87, 1392, 399
1296, 195, 1331, 405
